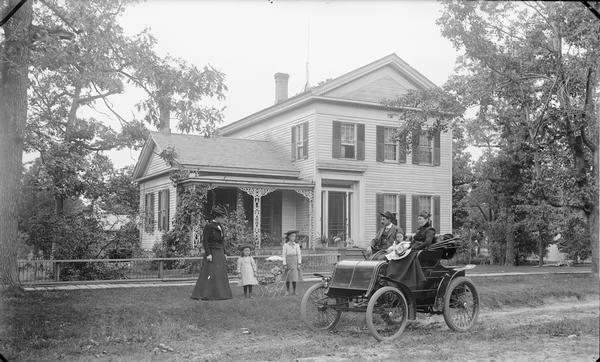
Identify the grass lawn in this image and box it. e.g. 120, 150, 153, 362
1, 273, 598, 361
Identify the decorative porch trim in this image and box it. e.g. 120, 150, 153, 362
293, 189, 315, 249
239, 187, 277, 248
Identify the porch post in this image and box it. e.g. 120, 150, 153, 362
253, 195, 261, 247
293, 189, 315, 249
239, 187, 275, 248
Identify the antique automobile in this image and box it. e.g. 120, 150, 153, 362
300, 235, 480, 341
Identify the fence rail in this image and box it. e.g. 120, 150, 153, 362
17, 253, 340, 285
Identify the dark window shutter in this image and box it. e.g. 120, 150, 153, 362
151, 194, 155, 231
398, 133, 407, 163
433, 195, 440, 232
332, 121, 341, 159
147, 193, 154, 232
158, 190, 163, 231
144, 194, 149, 232
433, 130, 441, 166
376, 126, 384, 162
302, 122, 308, 159
357, 123, 365, 160
291, 126, 296, 161
398, 194, 406, 235
165, 189, 170, 231
376, 193, 384, 232
412, 126, 420, 164
411, 195, 419, 232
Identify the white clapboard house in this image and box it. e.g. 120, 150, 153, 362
133, 54, 452, 250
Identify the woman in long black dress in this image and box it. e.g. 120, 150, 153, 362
385, 210, 435, 288
191, 205, 232, 300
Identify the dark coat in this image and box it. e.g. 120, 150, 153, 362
412, 223, 436, 250
191, 221, 232, 300
371, 224, 401, 253
202, 221, 225, 256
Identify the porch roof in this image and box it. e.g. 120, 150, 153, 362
181, 174, 314, 190
134, 132, 301, 180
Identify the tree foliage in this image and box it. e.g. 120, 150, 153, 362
438, 1, 599, 271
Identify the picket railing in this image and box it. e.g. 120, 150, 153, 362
16, 253, 340, 285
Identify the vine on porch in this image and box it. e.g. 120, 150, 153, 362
153, 177, 255, 259
153, 183, 209, 259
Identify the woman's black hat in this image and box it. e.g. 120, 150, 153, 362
418, 210, 431, 219
211, 205, 228, 217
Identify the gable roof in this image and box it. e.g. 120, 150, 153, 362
133, 132, 299, 181
220, 53, 438, 136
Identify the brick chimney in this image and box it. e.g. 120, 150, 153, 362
274, 72, 289, 104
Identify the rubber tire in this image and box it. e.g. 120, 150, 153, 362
366, 286, 409, 341
443, 276, 480, 332
300, 283, 342, 331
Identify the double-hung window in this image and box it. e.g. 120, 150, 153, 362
384, 127, 397, 161
417, 132, 433, 165
411, 128, 440, 166
332, 121, 365, 160
340, 123, 356, 159
291, 122, 308, 160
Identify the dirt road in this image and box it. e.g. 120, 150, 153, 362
97, 297, 598, 362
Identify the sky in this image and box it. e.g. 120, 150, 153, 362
38, 0, 464, 168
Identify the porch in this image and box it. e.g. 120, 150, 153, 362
182, 175, 315, 248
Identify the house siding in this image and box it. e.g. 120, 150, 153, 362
221, 105, 317, 183
314, 102, 452, 246
139, 176, 177, 250
144, 150, 170, 177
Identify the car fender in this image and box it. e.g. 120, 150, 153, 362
384, 278, 417, 320
433, 269, 466, 311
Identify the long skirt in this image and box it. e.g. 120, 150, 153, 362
191, 248, 232, 300
284, 254, 302, 282
385, 252, 426, 289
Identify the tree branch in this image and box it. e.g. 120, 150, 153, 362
78, 88, 121, 105
118, 70, 154, 97
477, 205, 489, 222
38, 0, 81, 34
581, 66, 597, 152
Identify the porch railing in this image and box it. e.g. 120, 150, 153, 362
17, 253, 340, 285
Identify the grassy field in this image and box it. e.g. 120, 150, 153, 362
1, 273, 598, 361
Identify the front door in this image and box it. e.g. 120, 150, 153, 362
322, 190, 352, 243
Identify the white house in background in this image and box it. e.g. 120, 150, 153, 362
133, 53, 452, 250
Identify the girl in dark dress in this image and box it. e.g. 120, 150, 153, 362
385, 210, 435, 288
191, 205, 233, 301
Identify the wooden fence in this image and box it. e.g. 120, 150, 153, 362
16, 253, 341, 285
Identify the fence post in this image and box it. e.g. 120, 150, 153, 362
54, 262, 61, 282
158, 260, 164, 280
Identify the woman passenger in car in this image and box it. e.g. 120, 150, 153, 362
411, 210, 436, 250
384, 210, 435, 288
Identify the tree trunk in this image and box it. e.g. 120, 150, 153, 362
0, 0, 33, 293
590, 146, 599, 279
538, 235, 544, 267
505, 214, 515, 266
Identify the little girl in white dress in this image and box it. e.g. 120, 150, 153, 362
237, 245, 258, 298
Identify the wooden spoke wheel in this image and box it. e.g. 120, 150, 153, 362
443, 276, 480, 332
366, 286, 409, 341
300, 283, 342, 331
